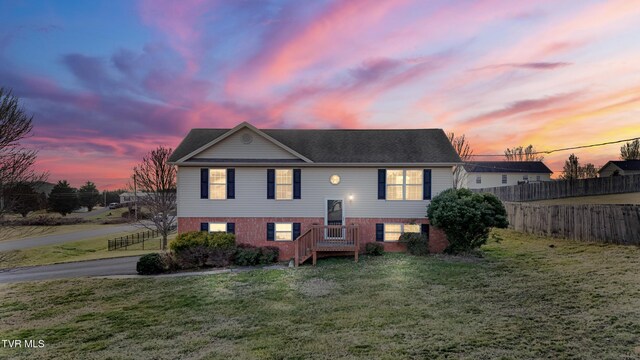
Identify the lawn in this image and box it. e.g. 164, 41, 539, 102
1, 229, 639, 359
530, 192, 640, 205
0, 224, 109, 242
0, 232, 168, 269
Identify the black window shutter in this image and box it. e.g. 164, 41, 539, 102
227, 168, 235, 199
267, 222, 275, 241
200, 222, 208, 232
293, 169, 301, 199
267, 169, 275, 199
423, 169, 432, 200
200, 168, 209, 199
378, 169, 386, 199
293, 222, 301, 239
421, 224, 429, 239
375, 223, 384, 242
226, 222, 235, 234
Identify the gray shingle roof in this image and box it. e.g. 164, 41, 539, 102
169, 127, 461, 164
463, 161, 552, 173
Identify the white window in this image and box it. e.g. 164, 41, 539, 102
476, 176, 482, 184
275, 169, 293, 200
209, 169, 226, 200
386, 169, 423, 200
502, 174, 507, 184
404, 224, 421, 233
384, 223, 421, 241
208, 223, 226, 233
384, 224, 402, 241
275, 223, 292, 241
523, 175, 529, 181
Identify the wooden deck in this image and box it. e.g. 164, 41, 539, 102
294, 225, 359, 266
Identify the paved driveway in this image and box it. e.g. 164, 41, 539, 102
0, 256, 140, 283
0, 223, 143, 252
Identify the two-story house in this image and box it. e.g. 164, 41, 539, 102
168, 122, 460, 262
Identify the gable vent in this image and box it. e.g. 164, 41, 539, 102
241, 133, 253, 144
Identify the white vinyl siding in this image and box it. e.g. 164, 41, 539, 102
209, 169, 226, 200
193, 129, 299, 160
275, 169, 293, 200
275, 223, 293, 241
177, 167, 452, 218
462, 170, 552, 189
208, 223, 226, 232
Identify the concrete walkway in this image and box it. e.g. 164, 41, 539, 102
0, 256, 141, 283
0, 223, 143, 251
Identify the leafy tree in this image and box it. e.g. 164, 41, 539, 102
48, 180, 79, 216
447, 132, 474, 188
504, 145, 545, 161
0, 87, 47, 218
427, 188, 508, 254
132, 146, 176, 250
7, 182, 40, 217
560, 154, 597, 179
620, 139, 640, 160
78, 181, 100, 211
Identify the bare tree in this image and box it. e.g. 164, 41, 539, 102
131, 146, 177, 250
504, 145, 545, 161
447, 132, 473, 188
0, 87, 47, 219
620, 139, 640, 160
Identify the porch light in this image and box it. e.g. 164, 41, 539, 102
348, 194, 354, 201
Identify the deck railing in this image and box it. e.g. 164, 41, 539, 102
294, 224, 359, 266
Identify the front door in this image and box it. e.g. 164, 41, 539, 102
326, 199, 344, 239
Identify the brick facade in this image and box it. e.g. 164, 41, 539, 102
179, 217, 449, 260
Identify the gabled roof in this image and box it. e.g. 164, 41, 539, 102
169, 122, 461, 164
463, 161, 553, 173
598, 160, 640, 173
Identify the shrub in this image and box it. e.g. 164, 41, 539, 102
169, 231, 236, 268
400, 232, 429, 256
136, 253, 166, 275
234, 244, 280, 266
427, 188, 508, 254
2, 215, 87, 226
365, 242, 384, 256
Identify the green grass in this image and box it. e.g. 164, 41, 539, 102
0, 224, 112, 242
1, 229, 640, 359
0, 232, 169, 269
530, 192, 640, 205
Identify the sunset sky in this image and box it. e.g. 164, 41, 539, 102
1, 0, 639, 189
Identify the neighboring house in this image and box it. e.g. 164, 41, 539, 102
119, 191, 149, 204
461, 161, 553, 189
168, 122, 461, 261
597, 160, 640, 177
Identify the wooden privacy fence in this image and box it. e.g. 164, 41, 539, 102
504, 202, 640, 244
473, 174, 640, 202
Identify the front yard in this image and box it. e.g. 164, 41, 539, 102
1, 229, 639, 359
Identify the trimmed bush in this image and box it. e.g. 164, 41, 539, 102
136, 253, 165, 275
234, 244, 280, 266
169, 231, 236, 268
427, 188, 508, 254
365, 242, 384, 256
400, 232, 429, 256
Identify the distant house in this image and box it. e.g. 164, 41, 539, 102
597, 160, 640, 177
461, 161, 553, 189
119, 191, 149, 204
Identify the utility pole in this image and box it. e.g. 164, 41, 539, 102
103, 191, 106, 208
134, 174, 138, 221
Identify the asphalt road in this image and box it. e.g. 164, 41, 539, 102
0, 256, 141, 283
0, 223, 143, 252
